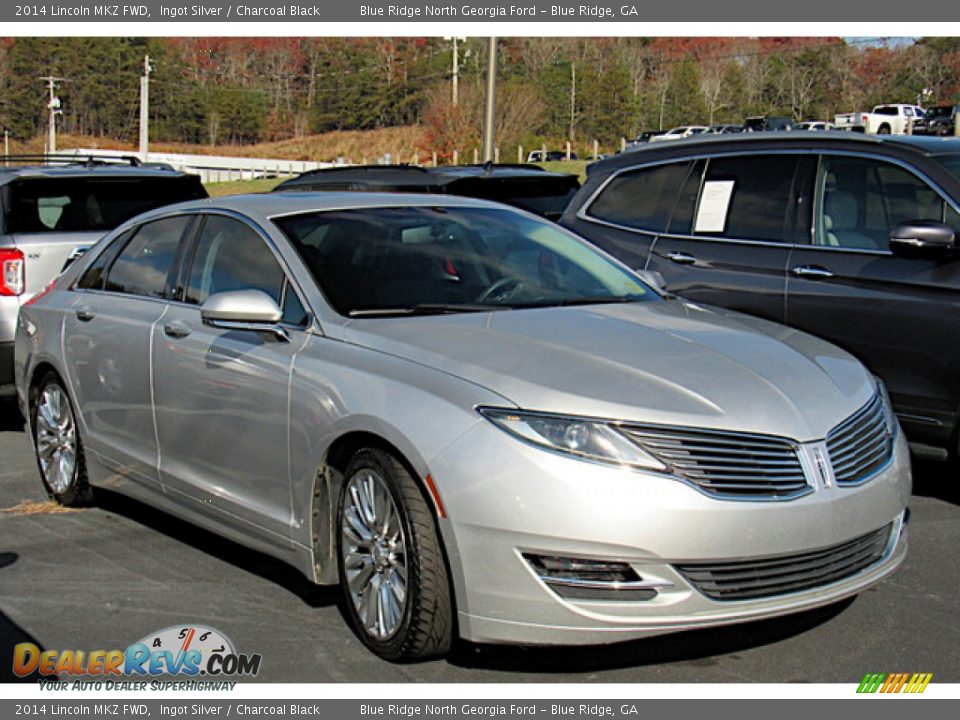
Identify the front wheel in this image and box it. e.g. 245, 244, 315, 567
337, 448, 452, 661
31, 372, 92, 506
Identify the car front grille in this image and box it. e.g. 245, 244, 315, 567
826, 393, 892, 485
618, 424, 808, 499
674, 523, 893, 601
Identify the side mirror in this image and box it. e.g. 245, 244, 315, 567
634, 269, 667, 293
889, 221, 956, 256
201, 289, 288, 341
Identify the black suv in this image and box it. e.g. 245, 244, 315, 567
561, 133, 960, 458
273, 164, 581, 221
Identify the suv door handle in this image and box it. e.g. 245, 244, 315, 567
163, 321, 192, 339
666, 251, 697, 265
791, 265, 834, 279
75, 307, 95, 322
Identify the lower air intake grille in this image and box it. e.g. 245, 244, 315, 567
618, 424, 808, 499
674, 524, 892, 601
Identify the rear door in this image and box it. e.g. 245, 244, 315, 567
785, 152, 960, 448
565, 159, 694, 270
647, 153, 815, 324
63, 215, 194, 488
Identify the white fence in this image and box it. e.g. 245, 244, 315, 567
61, 148, 338, 183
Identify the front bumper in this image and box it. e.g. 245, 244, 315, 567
430, 420, 911, 646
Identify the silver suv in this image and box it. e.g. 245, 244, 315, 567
1, 156, 206, 405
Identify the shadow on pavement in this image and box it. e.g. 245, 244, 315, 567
0, 552, 53, 683
911, 459, 960, 507
448, 597, 854, 674
0, 401, 25, 433
93, 489, 339, 610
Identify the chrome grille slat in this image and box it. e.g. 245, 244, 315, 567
826, 393, 892, 485
620, 424, 807, 499
675, 524, 892, 600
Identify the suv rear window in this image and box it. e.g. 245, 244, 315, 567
4, 176, 206, 234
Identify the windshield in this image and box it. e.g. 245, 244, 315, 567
274, 206, 656, 317
934, 154, 960, 183
927, 107, 952, 119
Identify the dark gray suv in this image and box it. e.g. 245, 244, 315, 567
1, 156, 206, 405
562, 133, 960, 459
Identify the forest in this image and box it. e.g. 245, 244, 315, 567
0, 37, 958, 157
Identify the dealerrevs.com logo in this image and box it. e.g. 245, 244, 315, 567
857, 673, 934, 694
13, 625, 261, 688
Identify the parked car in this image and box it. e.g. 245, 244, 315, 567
915, 105, 958, 136
0, 155, 207, 406
648, 126, 709, 143
526, 150, 578, 162
834, 104, 925, 135
706, 124, 744, 134
16, 192, 908, 660
627, 130, 669, 147
744, 116, 795, 132
273, 164, 580, 222
796, 121, 834, 131
561, 132, 960, 459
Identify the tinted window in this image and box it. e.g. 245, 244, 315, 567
667, 160, 706, 234
185, 215, 306, 325
696, 155, 799, 242
816, 155, 960, 251
75, 230, 133, 290
587, 161, 691, 232
103, 217, 190, 298
5, 176, 206, 234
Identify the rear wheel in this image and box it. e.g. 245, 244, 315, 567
877, 124, 892, 135
337, 447, 452, 661
31, 373, 91, 506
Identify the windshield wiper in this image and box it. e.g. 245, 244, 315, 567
348, 304, 503, 318
511, 296, 644, 309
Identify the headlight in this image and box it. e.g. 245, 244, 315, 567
875, 378, 897, 437
478, 408, 666, 471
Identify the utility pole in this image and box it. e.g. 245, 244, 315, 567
139, 54, 153, 161
569, 63, 576, 143
452, 37, 459, 107
3, 129, 9, 161
481, 37, 498, 163
38, 76, 67, 155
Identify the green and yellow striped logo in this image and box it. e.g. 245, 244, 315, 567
857, 672, 933, 694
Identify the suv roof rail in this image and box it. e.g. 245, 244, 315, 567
0, 153, 143, 169
292, 164, 430, 179
462, 163, 546, 173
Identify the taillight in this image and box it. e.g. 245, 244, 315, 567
0, 248, 25, 296
24, 276, 58, 306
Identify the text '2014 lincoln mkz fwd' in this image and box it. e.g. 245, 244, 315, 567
15, 193, 909, 661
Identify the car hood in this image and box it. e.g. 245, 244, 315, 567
342, 300, 874, 441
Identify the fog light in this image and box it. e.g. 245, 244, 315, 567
523, 554, 665, 601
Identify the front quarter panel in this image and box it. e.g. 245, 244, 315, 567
288, 333, 512, 582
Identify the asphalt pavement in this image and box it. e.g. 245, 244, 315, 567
1, 405, 958, 684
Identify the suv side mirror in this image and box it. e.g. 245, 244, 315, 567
889, 221, 956, 256
201, 289, 288, 341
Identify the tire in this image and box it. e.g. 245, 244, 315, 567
877, 124, 891, 135
30, 372, 92, 507
336, 447, 452, 661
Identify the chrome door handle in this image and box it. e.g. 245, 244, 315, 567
75, 307, 95, 322
163, 321, 192, 339
666, 251, 697, 265
791, 265, 834, 279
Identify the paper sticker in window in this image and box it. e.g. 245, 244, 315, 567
695, 180, 735, 233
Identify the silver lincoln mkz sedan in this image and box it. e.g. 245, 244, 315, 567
15, 193, 910, 661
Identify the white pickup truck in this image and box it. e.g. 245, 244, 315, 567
834, 104, 926, 135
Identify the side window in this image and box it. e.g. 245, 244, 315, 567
695, 155, 800, 242
185, 215, 307, 326
586, 161, 691, 233
76, 229, 133, 290
102, 216, 190, 298
666, 159, 706, 234
815, 156, 958, 251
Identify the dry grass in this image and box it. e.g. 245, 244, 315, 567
0, 500, 81, 516
12, 126, 429, 164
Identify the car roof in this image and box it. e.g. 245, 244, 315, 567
589, 131, 960, 173
133, 191, 515, 226
0, 163, 195, 184
274, 163, 575, 191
